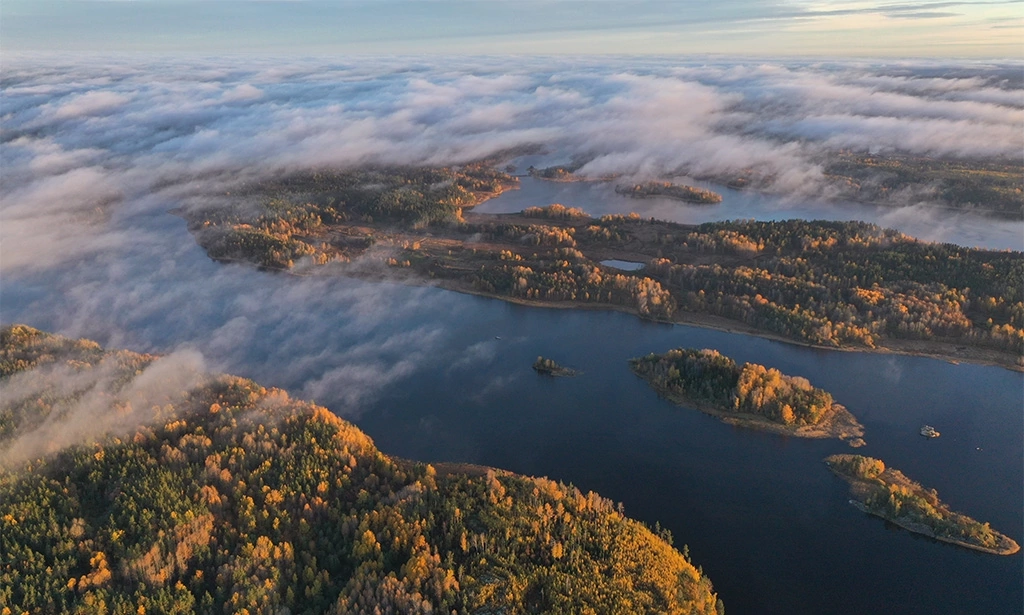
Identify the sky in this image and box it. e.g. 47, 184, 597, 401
2, 0, 1022, 57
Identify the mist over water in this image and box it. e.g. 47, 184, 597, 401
1, 56, 1022, 615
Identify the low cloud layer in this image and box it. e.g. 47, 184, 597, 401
1, 56, 1022, 420
0, 349, 206, 467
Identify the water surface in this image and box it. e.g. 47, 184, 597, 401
599, 259, 645, 271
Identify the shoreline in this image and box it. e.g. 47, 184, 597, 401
199, 245, 1023, 373
429, 279, 1022, 373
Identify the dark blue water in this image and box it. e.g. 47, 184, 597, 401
1, 205, 1021, 615
356, 300, 1023, 615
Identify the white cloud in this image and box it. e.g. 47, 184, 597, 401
51, 90, 132, 119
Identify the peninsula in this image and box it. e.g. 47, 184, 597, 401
629, 348, 865, 444
181, 164, 1024, 371
616, 182, 723, 204
0, 325, 724, 614
825, 454, 1021, 555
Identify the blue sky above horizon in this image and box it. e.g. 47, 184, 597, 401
3, 0, 1023, 57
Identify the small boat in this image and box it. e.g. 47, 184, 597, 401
920, 425, 940, 438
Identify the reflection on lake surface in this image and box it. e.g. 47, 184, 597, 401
476, 175, 1024, 251
1, 205, 1021, 615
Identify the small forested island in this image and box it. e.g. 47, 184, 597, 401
182, 163, 1024, 371
532, 356, 579, 377
527, 164, 616, 183
616, 182, 723, 204
629, 348, 865, 444
528, 164, 581, 181
825, 454, 1020, 555
0, 325, 724, 614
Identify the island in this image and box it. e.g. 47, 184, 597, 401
181, 163, 1024, 371
528, 164, 581, 181
0, 325, 724, 615
527, 164, 616, 183
629, 348, 865, 444
533, 356, 579, 377
616, 182, 723, 204
825, 454, 1021, 555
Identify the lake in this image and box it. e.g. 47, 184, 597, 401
1, 192, 1020, 615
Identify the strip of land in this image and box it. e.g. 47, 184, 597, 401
825, 454, 1021, 555
615, 182, 722, 204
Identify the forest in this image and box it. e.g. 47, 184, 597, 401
636, 218, 1024, 357
628, 348, 835, 427
825, 454, 1019, 555
188, 165, 518, 269
182, 167, 1024, 368
0, 325, 723, 615
822, 153, 1024, 218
